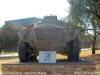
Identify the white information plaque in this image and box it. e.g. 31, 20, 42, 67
39, 51, 56, 63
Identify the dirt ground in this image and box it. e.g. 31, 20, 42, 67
0, 50, 100, 73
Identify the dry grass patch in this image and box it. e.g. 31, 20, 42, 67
0, 50, 100, 72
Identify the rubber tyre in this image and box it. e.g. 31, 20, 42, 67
67, 36, 80, 61
18, 42, 37, 62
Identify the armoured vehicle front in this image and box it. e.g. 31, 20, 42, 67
18, 15, 80, 62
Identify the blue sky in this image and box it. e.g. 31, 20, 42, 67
0, 0, 69, 27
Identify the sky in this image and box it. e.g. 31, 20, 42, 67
0, 0, 70, 27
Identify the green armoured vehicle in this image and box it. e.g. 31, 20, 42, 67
18, 16, 80, 62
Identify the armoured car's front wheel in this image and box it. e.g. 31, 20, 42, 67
67, 36, 80, 61
18, 42, 37, 62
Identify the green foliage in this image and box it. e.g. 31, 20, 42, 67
67, 0, 100, 54
67, 0, 100, 29
0, 24, 19, 49
68, 0, 91, 26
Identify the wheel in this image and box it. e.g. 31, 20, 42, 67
67, 36, 80, 61
18, 41, 37, 62
30, 47, 37, 62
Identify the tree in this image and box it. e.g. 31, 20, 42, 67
67, 0, 100, 54
0, 24, 19, 49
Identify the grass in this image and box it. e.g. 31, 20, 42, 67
0, 50, 17, 54
0, 57, 18, 63
0, 50, 100, 63
0, 57, 19, 72
0, 50, 100, 72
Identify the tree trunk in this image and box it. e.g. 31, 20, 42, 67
67, 36, 80, 61
0, 50, 2, 54
92, 31, 97, 54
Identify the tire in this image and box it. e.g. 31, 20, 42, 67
18, 41, 37, 62
30, 47, 37, 62
67, 36, 80, 61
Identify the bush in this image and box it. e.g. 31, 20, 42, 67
0, 24, 19, 49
